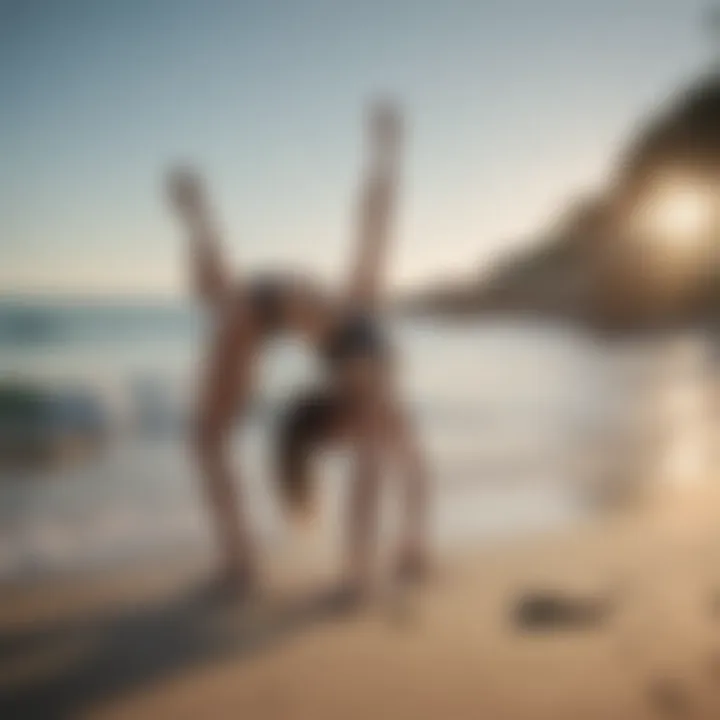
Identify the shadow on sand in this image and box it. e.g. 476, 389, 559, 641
0, 582, 349, 719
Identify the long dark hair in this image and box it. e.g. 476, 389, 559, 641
275, 388, 345, 514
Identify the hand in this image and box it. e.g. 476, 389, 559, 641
166, 166, 207, 220
321, 579, 368, 616
190, 562, 257, 606
394, 544, 430, 585
367, 100, 402, 164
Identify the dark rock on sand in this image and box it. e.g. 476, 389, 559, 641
709, 591, 720, 619
647, 677, 693, 717
706, 650, 720, 684
0, 381, 108, 470
513, 590, 613, 631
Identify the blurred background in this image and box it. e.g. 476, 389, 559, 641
0, 1, 719, 718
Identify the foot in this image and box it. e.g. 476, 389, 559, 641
191, 564, 256, 606
319, 581, 369, 616
394, 547, 430, 586
166, 166, 206, 220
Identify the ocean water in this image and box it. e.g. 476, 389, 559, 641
1, 299, 714, 583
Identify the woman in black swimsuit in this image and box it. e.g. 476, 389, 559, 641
166, 101, 428, 597
167, 171, 332, 593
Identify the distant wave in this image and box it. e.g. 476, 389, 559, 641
0, 298, 201, 346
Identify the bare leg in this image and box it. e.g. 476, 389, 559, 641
194, 307, 257, 589
388, 406, 430, 581
338, 400, 428, 598
166, 167, 231, 310
345, 436, 383, 592
333, 381, 391, 602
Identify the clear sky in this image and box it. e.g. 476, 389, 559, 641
0, 0, 712, 296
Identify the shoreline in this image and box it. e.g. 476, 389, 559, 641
4, 490, 720, 718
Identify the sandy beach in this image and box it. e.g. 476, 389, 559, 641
2, 484, 720, 720
2, 1, 718, 717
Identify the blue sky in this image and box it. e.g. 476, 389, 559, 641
0, 0, 711, 295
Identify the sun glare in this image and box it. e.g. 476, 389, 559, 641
629, 178, 716, 261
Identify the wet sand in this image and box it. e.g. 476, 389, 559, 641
3, 486, 720, 720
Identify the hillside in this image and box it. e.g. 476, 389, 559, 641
404, 73, 720, 331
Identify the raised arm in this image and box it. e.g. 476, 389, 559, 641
166, 166, 231, 310
345, 101, 403, 311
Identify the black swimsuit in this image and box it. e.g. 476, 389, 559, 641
248, 275, 288, 335
322, 313, 389, 367
246, 275, 388, 366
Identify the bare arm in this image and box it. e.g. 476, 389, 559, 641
345, 102, 403, 311
166, 167, 231, 310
